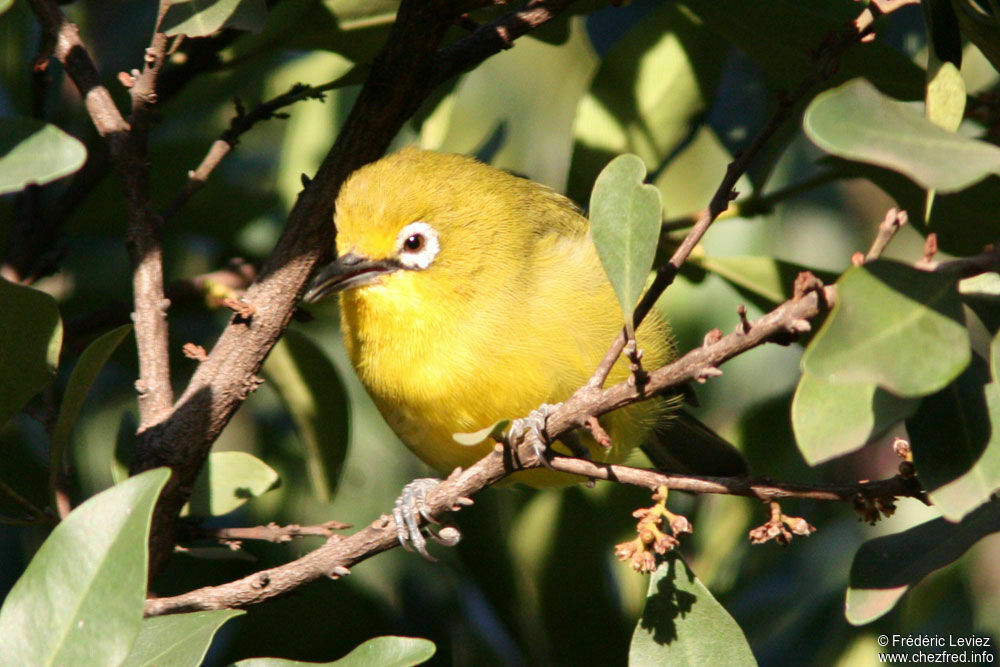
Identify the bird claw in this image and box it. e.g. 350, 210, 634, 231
507, 403, 567, 469
391, 477, 465, 561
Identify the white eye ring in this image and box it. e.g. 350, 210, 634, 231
396, 221, 440, 270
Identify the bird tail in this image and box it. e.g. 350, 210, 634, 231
642, 409, 749, 477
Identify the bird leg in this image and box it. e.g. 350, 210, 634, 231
392, 477, 466, 561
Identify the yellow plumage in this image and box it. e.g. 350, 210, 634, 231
315, 148, 677, 485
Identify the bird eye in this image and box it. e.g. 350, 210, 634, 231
403, 234, 424, 252
395, 221, 440, 271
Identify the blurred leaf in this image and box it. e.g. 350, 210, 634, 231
846, 500, 1000, 625
654, 126, 744, 219
262, 327, 349, 501
184, 451, 279, 516
629, 553, 755, 666
569, 3, 727, 201
323, 0, 397, 29
49, 324, 132, 497
802, 261, 970, 397
431, 18, 597, 189
792, 370, 917, 465
0, 0, 12, 15
951, 0, 1000, 74
234, 635, 436, 666
805, 79, 1000, 193
0, 279, 62, 429
0, 469, 170, 666
162, 0, 267, 37
681, 0, 924, 99
924, 0, 964, 67
822, 156, 1000, 255
589, 154, 662, 335
0, 117, 87, 195
907, 352, 1000, 521
688, 255, 835, 311
122, 609, 245, 667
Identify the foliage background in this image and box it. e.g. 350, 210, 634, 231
1, 0, 999, 664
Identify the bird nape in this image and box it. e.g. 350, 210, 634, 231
304, 147, 746, 557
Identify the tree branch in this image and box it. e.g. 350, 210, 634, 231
143, 278, 930, 616
129, 0, 583, 578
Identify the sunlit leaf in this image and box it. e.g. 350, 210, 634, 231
569, 3, 727, 202
162, 0, 267, 37
802, 261, 969, 397
629, 553, 755, 666
0, 279, 62, 429
805, 78, 1000, 193
846, 500, 1000, 625
0, 469, 170, 665
262, 327, 349, 501
122, 610, 245, 667
589, 154, 662, 335
184, 451, 279, 516
234, 635, 436, 666
49, 324, 132, 497
792, 370, 917, 465
0, 117, 86, 195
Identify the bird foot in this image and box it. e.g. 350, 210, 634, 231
507, 402, 587, 468
392, 477, 467, 561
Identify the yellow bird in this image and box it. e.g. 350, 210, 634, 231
305, 148, 743, 554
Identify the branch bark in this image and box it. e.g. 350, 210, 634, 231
128, 0, 584, 578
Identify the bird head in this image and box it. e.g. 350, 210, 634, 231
304, 147, 574, 307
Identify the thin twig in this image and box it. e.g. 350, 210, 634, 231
0, 478, 52, 525
130, 0, 584, 579
584, 3, 883, 391
865, 208, 908, 261
179, 520, 352, 545
163, 73, 365, 221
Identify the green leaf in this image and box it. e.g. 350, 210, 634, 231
0, 278, 62, 429
820, 156, 1000, 255
122, 610, 244, 667
184, 451, 279, 516
906, 352, 1000, 521
960, 272, 1000, 332
804, 78, 1000, 193
629, 553, 756, 666
0, 0, 12, 16
453, 419, 509, 447
569, 3, 729, 201
324, 0, 398, 30
589, 154, 662, 336
681, 0, 923, 99
846, 500, 1000, 625
234, 635, 436, 666
923, 0, 964, 68
0, 469, 170, 666
0, 117, 87, 195
689, 255, 837, 311
162, 0, 267, 37
951, 0, 1000, 75
925, 62, 966, 134
792, 370, 917, 465
802, 261, 970, 397
262, 327, 349, 501
49, 324, 132, 499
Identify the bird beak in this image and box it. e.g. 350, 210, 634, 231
303, 252, 400, 303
